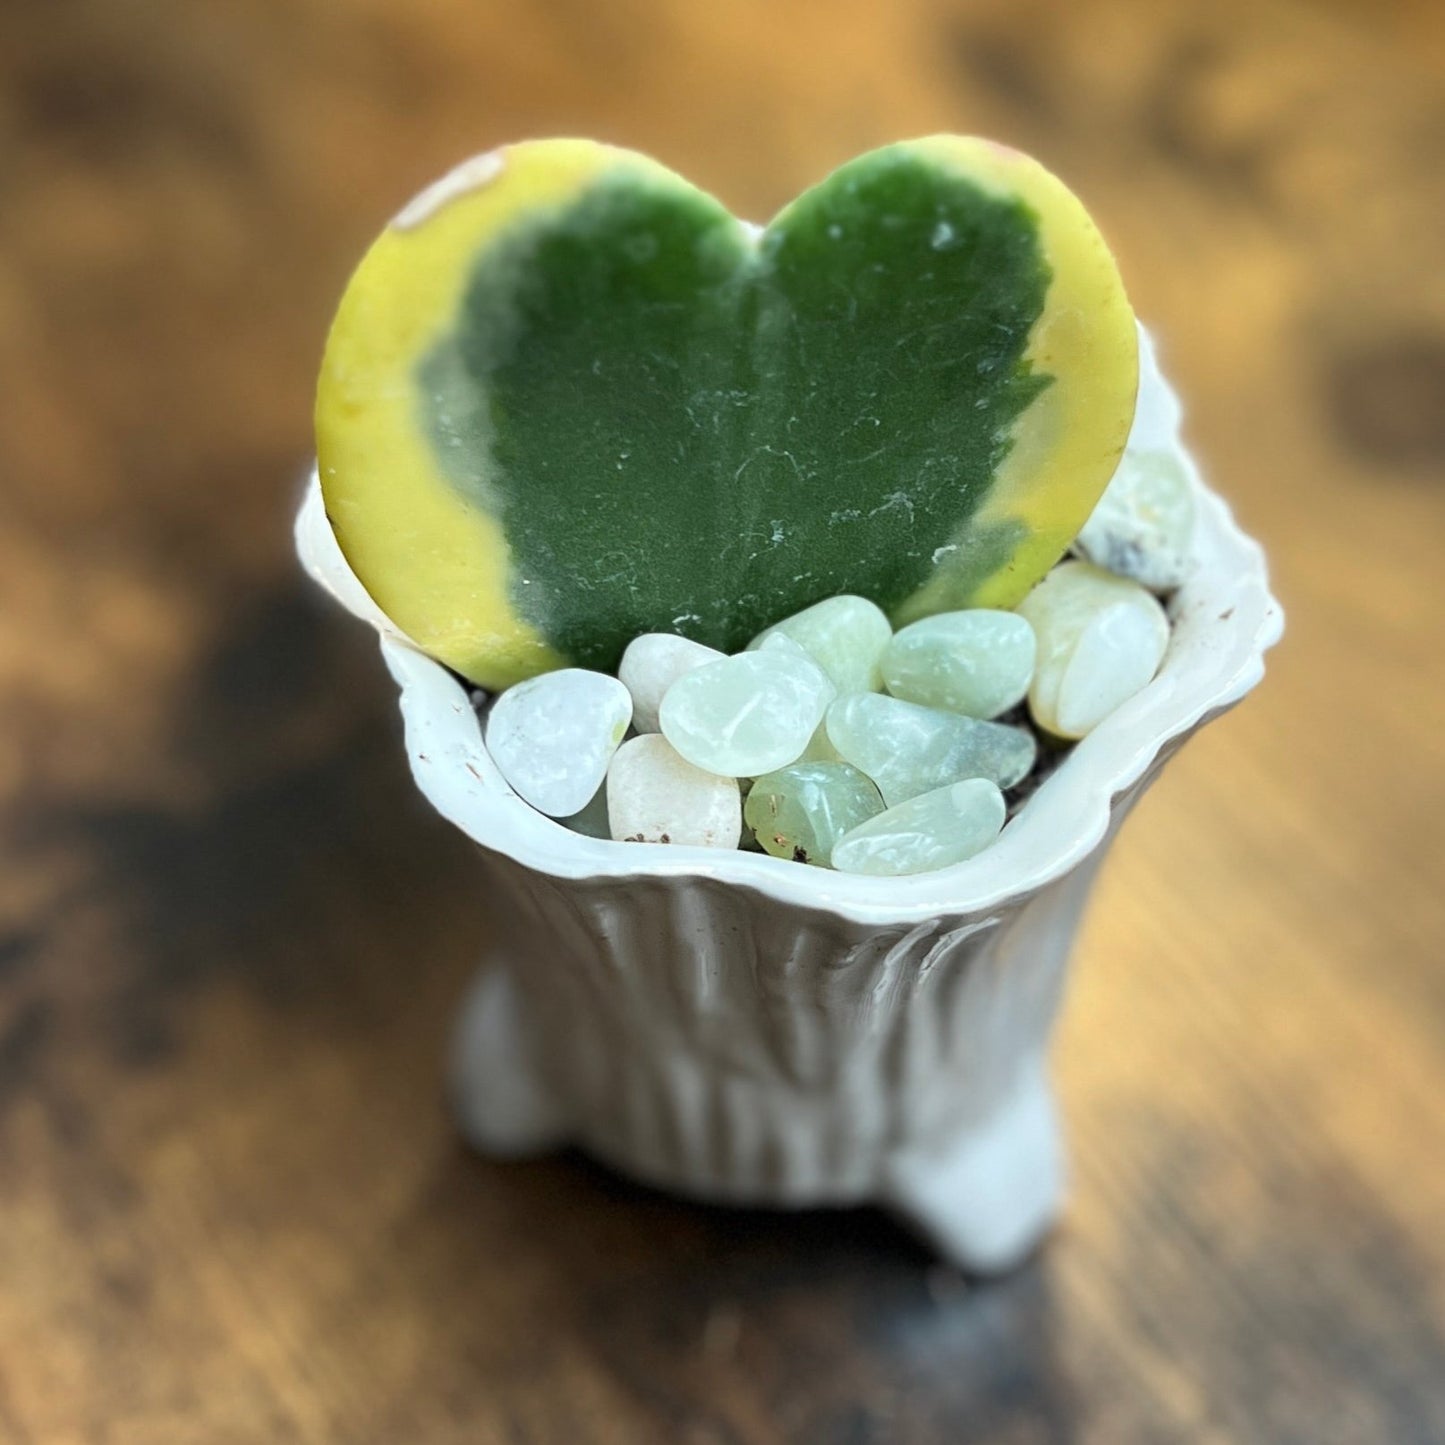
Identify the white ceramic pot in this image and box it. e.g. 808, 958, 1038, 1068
296, 333, 1281, 1272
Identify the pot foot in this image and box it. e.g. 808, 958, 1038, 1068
883, 1067, 1064, 1275
450, 960, 569, 1158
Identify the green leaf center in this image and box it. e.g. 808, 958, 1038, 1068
419, 148, 1051, 672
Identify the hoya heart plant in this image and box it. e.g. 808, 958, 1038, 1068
315, 137, 1169, 878
317, 136, 1137, 687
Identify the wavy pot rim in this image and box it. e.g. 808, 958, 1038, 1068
296, 334, 1282, 927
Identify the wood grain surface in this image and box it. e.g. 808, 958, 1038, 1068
1, 2, 1443, 1441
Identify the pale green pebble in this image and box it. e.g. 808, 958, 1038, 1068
744, 761, 885, 867
749, 594, 891, 694
831, 779, 1006, 876
881, 610, 1035, 719
757, 637, 850, 757
1075, 448, 1196, 591
825, 692, 1035, 807
1016, 560, 1170, 740
659, 643, 835, 777
757, 632, 819, 667
736, 778, 764, 850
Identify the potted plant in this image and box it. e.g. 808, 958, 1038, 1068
298, 138, 1281, 1272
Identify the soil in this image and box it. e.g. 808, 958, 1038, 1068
997, 702, 1075, 820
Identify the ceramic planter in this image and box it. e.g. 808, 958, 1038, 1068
296, 343, 1281, 1273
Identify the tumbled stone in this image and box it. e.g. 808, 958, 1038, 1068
832, 778, 1006, 876
659, 642, 836, 777
757, 631, 822, 668
1075, 448, 1196, 591
1016, 560, 1170, 739
618, 632, 725, 733
744, 761, 885, 866
485, 668, 632, 817
882, 609, 1035, 719
825, 692, 1035, 806
606, 733, 741, 847
749, 594, 892, 695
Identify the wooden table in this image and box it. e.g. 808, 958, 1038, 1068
2, 2, 1442, 1440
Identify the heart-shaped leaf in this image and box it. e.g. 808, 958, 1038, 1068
317, 137, 1137, 687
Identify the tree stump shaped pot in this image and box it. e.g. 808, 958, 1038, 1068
296, 372, 1281, 1274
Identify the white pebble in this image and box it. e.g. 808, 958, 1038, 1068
607, 733, 741, 847
485, 668, 632, 816
659, 643, 836, 777
881, 610, 1035, 718
618, 633, 725, 733
1016, 561, 1170, 739
749, 594, 892, 694
1076, 448, 1196, 591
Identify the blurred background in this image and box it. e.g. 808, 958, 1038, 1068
1, 2, 1443, 1441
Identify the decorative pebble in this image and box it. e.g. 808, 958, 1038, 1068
1075, 448, 1196, 591
659, 643, 836, 777
757, 631, 823, 667
1016, 560, 1170, 739
606, 733, 741, 847
744, 762, 885, 866
618, 633, 725, 733
749, 594, 892, 694
825, 692, 1036, 806
831, 778, 1006, 876
881, 610, 1035, 719
484, 545, 1178, 870
485, 668, 631, 816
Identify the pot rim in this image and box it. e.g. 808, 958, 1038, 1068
296, 360, 1282, 926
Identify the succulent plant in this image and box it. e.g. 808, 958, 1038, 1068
316, 136, 1138, 689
